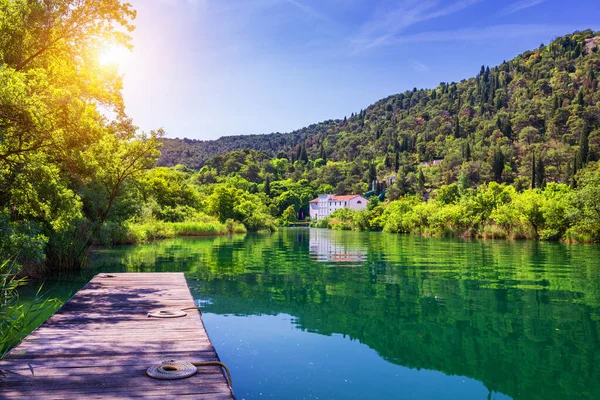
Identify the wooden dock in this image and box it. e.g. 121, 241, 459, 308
0, 273, 234, 399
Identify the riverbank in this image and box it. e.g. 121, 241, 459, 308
311, 182, 599, 243
4, 218, 248, 284
95, 219, 247, 246
4, 230, 600, 399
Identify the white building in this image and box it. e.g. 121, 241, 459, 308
308, 194, 368, 220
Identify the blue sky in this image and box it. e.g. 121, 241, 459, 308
120, 0, 600, 140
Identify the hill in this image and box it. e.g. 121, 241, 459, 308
159, 29, 600, 192
157, 121, 339, 170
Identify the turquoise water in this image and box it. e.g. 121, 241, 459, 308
13, 229, 600, 399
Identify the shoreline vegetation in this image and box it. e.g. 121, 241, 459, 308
2, 1, 600, 351
313, 178, 600, 243
97, 219, 247, 246
2, 27, 600, 278
4, 0, 600, 372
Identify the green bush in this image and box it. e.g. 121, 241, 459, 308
280, 205, 297, 227
313, 218, 329, 228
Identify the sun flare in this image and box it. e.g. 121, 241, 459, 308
98, 44, 131, 68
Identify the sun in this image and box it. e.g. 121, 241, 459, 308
98, 44, 132, 68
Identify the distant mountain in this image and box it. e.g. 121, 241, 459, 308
158, 29, 600, 189
157, 120, 340, 169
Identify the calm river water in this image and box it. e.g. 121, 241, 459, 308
14, 228, 600, 399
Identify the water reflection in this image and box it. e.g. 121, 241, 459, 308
309, 228, 367, 264
21, 229, 600, 399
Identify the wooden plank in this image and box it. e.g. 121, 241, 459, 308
0, 273, 234, 399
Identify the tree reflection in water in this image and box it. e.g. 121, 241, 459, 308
87, 229, 600, 400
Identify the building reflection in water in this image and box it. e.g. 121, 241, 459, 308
309, 228, 367, 265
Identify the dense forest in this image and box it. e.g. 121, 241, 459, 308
153, 29, 600, 243
2, 0, 600, 289
160, 29, 600, 191
1, 0, 600, 379
158, 121, 338, 170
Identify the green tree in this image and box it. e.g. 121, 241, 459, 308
579, 128, 589, 166
299, 142, 309, 163
264, 174, 271, 196
435, 184, 461, 205
80, 127, 163, 248
0, 0, 152, 269
492, 149, 505, 182
280, 205, 297, 226
367, 163, 377, 189
319, 142, 327, 162
531, 153, 536, 189
535, 157, 546, 189
206, 186, 238, 223
512, 190, 546, 239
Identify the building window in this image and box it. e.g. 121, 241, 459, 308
357, 200, 362, 204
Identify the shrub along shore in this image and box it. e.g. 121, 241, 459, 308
314, 171, 600, 243
96, 218, 247, 246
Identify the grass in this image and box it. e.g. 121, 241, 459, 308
0, 258, 60, 358
98, 218, 247, 245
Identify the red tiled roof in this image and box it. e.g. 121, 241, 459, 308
333, 195, 361, 201
309, 195, 363, 203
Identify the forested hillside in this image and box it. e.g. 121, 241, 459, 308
162, 29, 600, 193
158, 121, 339, 169
144, 30, 600, 244
4, 21, 600, 289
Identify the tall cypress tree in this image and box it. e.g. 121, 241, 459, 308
492, 149, 505, 182
300, 142, 308, 163
531, 152, 536, 189
368, 163, 377, 190
264, 174, 271, 196
505, 121, 513, 139
572, 156, 578, 189
384, 153, 392, 169
577, 90, 585, 107
579, 129, 589, 165
319, 142, 326, 162
535, 157, 546, 189
454, 115, 460, 138
418, 169, 425, 189
454, 94, 461, 138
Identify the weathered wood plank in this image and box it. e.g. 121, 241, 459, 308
0, 273, 234, 399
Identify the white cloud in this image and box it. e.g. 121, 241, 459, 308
411, 60, 430, 72
500, 0, 546, 16
349, 0, 482, 53
282, 0, 329, 21
390, 24, 580, 44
